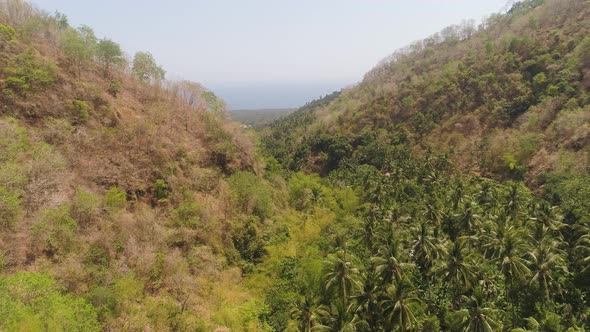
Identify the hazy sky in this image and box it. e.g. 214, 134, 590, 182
33, 0, 508, 109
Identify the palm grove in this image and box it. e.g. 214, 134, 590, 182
256, 0, 590, 330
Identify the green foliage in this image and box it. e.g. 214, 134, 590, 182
87, 286, 116, 322
71, 189, 99, 226
228, 171, 273, 219
107, 80, 121, 97
532, 72, 548, 98
2, 51, 55, 96
0, 272, 100, 331
0, 118, 29, 228
53, 11, 70, 30
232, 216, 268, 266
543, 174, 590, 219
0, 117, 28, 161
112, 273, 144, 309
154, 179, 169, 202
132, 51, 165, 82
311, 134, 352, 173
576, 37, 590, 69
0, 23, 16, 49
60, 25, 96, 78
96, 38, 124, 76
104, 187, 126, 212
287, 172, 334, 211
174, 199, 202, 228
32, 205, 78, 256
68, 99, 91, 124
0, 185, 21, 227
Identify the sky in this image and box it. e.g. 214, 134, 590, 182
33, 0, 509, 109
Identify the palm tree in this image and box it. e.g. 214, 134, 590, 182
351, 270, 382, 331
371, 236, 413, 285
421, 198, 444, 236
504, 182, 528, 222
290, 297, 330, 332
455, 288, 503, 332
457, 201, 481, 236
410, 221, 447, 275
380, 277, 421, 332
574, 225, 590, 271
325, 250, 361, 305
528, 201, 564, 236
436, 237, 476, 300
323, 301, 361, 332
482, 222, 530, 325
527, 240, 568, 302
449, 181, 466, 212
476, 180, 495, 209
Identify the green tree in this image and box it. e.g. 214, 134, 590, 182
290, 297, 329, 332
61, 25, 97, 78
527, 241, 568, 302
53, 11, 69, 30
453, 289, 503, 332
0, 24, 16, 50
132, 51, 165, 82
380, 277, 421, 332
372, 236, 413, 285
324, 250, 360, 306
0, 272, 100, 331
436, 237, 477, 299
576, 37, 590, 69
96, 38, 124, 77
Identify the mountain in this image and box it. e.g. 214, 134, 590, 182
0, 1, 268, 330
264, 0, 590, 186
254, 0, 590, 330
3, 0, 590, 331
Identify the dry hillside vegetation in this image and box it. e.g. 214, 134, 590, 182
0, 1, 270, 330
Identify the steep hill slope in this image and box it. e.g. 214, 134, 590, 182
0, 1, 271, 330
264, 0, 590, 185
252, 0, 590, 331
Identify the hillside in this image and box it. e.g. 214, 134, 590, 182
2, 0, 590, 331
264, 0, 590, 185
0, 1, 271, 330
254, 0, 590, 331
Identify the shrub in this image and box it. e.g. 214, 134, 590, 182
227, 171, 273, 219
41, 117, 74, 145
232, 216, 268, 265
0, 24, 16, 49
104, 187, 126, 212
25, 142, 66, 209
2, 51, 56, 96
71, 189, 99, 226
108, 80, 121, 97
32, 205, 78, 256
88, 286, 117, 323
0, 117, 28, 162
112, 273, 144, 310
69, 99, 91, 124
85, 244, 109, 267
0, 185, 21, 227
154, 179, 169, 202
0, 272, 100, 332
174, 199, 202, 228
